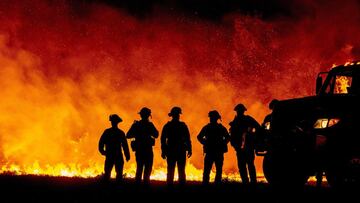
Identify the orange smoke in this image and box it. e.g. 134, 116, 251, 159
0, 0, 359, 181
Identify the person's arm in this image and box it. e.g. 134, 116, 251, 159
98, 130, 106, 155
151, 123, 159, 138
223, 126, 231, 144
241, 131, 246, 149
126, 122, 137, 139
250, 116, 261, 130
197, 127, 206, 145
229, 121, 239, 148
160, 124, 168, 159
249, 117, 261, 149
121, 134, 130, 161
184, 124, 192, 157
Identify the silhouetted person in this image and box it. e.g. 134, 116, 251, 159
161, 107, 192, 186
262, 99, 279, 129
198, 110, 230, 185
98, 114, 130, 182
230, 104, 260, 184
126, 107, 159, 185
257, 99, 279, 153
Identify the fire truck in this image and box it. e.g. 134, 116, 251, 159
257, 62, 359, 187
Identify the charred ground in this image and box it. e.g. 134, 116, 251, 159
0, 174, 356, 202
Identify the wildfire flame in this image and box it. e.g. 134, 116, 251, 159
335, 76, 352, 94
0, 162, 256, 182
0, 0, 359, 182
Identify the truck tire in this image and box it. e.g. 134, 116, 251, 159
263, 153, 308, 188
326, 157, 360, 188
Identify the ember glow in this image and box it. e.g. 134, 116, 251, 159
1, 0, 360, 181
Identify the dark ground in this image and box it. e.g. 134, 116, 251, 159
0, 174, 357, 202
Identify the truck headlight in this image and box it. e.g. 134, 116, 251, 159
314, 118, 340, 129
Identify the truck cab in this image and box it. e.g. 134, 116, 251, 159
259, 62, 359, 187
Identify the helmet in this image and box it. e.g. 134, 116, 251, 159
208, 110, 221, 119
234, 103, 247, 112
139, 107, 151, 116
109, 114, 122, 123
269, 99, 279, 110
168, 106, 182, 117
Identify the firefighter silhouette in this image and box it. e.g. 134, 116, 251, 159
262, 99, 279, 127
161, 107, 192, 186
126, 107, 159, 184
230, 104, 260, 184
257, 99, 279, 153
98, 114, 130, 182
197, 110, 230, 185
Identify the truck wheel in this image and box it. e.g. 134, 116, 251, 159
326, 157, 360, 188
263, 153, 308, 188
263, 154, 278, 184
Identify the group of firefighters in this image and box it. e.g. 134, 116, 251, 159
98, 103, 268, 185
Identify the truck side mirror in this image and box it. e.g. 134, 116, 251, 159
316, 76, 323, 94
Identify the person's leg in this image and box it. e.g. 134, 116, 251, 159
214, 154, 224, 184
166, 154, 176, 185
177, 153, 187, 185
114, 158, 124, 182
202, 154, 213, 185
143, 151, 153, 185
104, 156, 114, 181
237, 150, 249, 184
247, 154, 257, 184
135, 153, 144, 184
